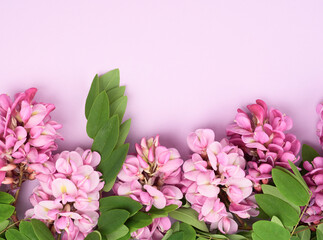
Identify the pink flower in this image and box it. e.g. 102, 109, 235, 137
227, 99, 300, 188
317, 103, 323, 148
187, 129, 215, 155
26, 148, 103, 240
0, 88, 62, 186
183, 129, 257, 234
114, 136, 183, 239
302, 157, 323, 223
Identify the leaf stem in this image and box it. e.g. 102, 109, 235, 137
0, 218, 31, 235
290, 190, 312, 238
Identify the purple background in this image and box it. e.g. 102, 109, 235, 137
1, 1, 323, 216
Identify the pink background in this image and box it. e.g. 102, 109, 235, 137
1, 1, 323, 216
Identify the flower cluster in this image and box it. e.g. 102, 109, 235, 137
113, 136, 183, 239
226, 99, 300, 190
26, 148, 104, 240
183, 129, 258, 234
0, 88, 62, 186
317, 103, 323, 148
302, 157, 323, 223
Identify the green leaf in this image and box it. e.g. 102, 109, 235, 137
148, 204, 179, 219
5, 229, 26, 240
272, 167, 310, 206
19, 221, 37, 240
99, 69, 120, 92
86, 91, 110, 138
261, 184, 300, 214
179, 223, 196, 240
271, 216, 284, 227
302, 144, 319, 163
85, 74, 100, 119
125, 211, 152, 232
295, 225, 310, 240
98, 209, 129, 235
102, 177, 117, 192
252, 233, 262, 240
171, 222, 180, 232
0, 204, 15, 221
0, 192, 15, 204
105, 225, 129, 240
291, 237, 301, 240
92, 115, 119, 156
31, 219, 55, 240
100, 196, 142, 217
168, 231, 184, 240
288, 160, 310, 191
110, 96, 127, 123
107, 86, 126, 104
169, 208, 208, 232
225, 234, 248, 240
100, 144, 129, 185
84, 230, 102, 240
317, 223, 323, 240
116, 232, 131, 240
252, 220, 290, 240
255, 194, 299, 226
116, 119, 131, 147
162, 229, 174, 240
0, 220, 9, 232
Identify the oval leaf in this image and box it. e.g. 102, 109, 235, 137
99, 69, 120, 91
85, 74, 100, 119
84, 230, 102, 240
86, 91, 110, 138
0, 192, 15, 204
5, 229, 26, 240
0, 204, 15, 221
253, 220, 290, 240
107, 86, 126, 104
100, 143, 129, 186
19, 221, 37, 240
106, 225, 129, 240
99, 196, 142, 217
179, 223, 196, 240
125, 211, 152, 232
92, 115, 119, 155
255, 194, 299, 226
31, 219, 55, 240
98, 209, 129, 235
110, 96, 127, 123
116, 118, 131, 147
169, 208, 208, 232
261, 185, 300, 214
272, 167, 310, 206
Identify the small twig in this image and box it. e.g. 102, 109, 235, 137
290, 190, 313, 238
0, 218, 31, 235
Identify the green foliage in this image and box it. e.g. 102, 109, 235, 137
84, 231, 102, 240
99, 196, 142, 217
162, 223, 196, 240
98, 209, 129, 235
85, 69, 131, 192
0, 192, 15, 205
5, 229, 26, 240
0, 204, 15, 221
255, 194, 299, 226
294, 225, 311, 240
86, 91, 110, 138
302, 144, 320, 163
317, 224, 323, 240
31, 219, 55, 240
125, 211, 152, 232
19, 221, 38, 239
252, 220, 290, 240
148, 204, 179, 219
169, 208, 208, 232
272, 166, 310, 206
105, 225, 129, 240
